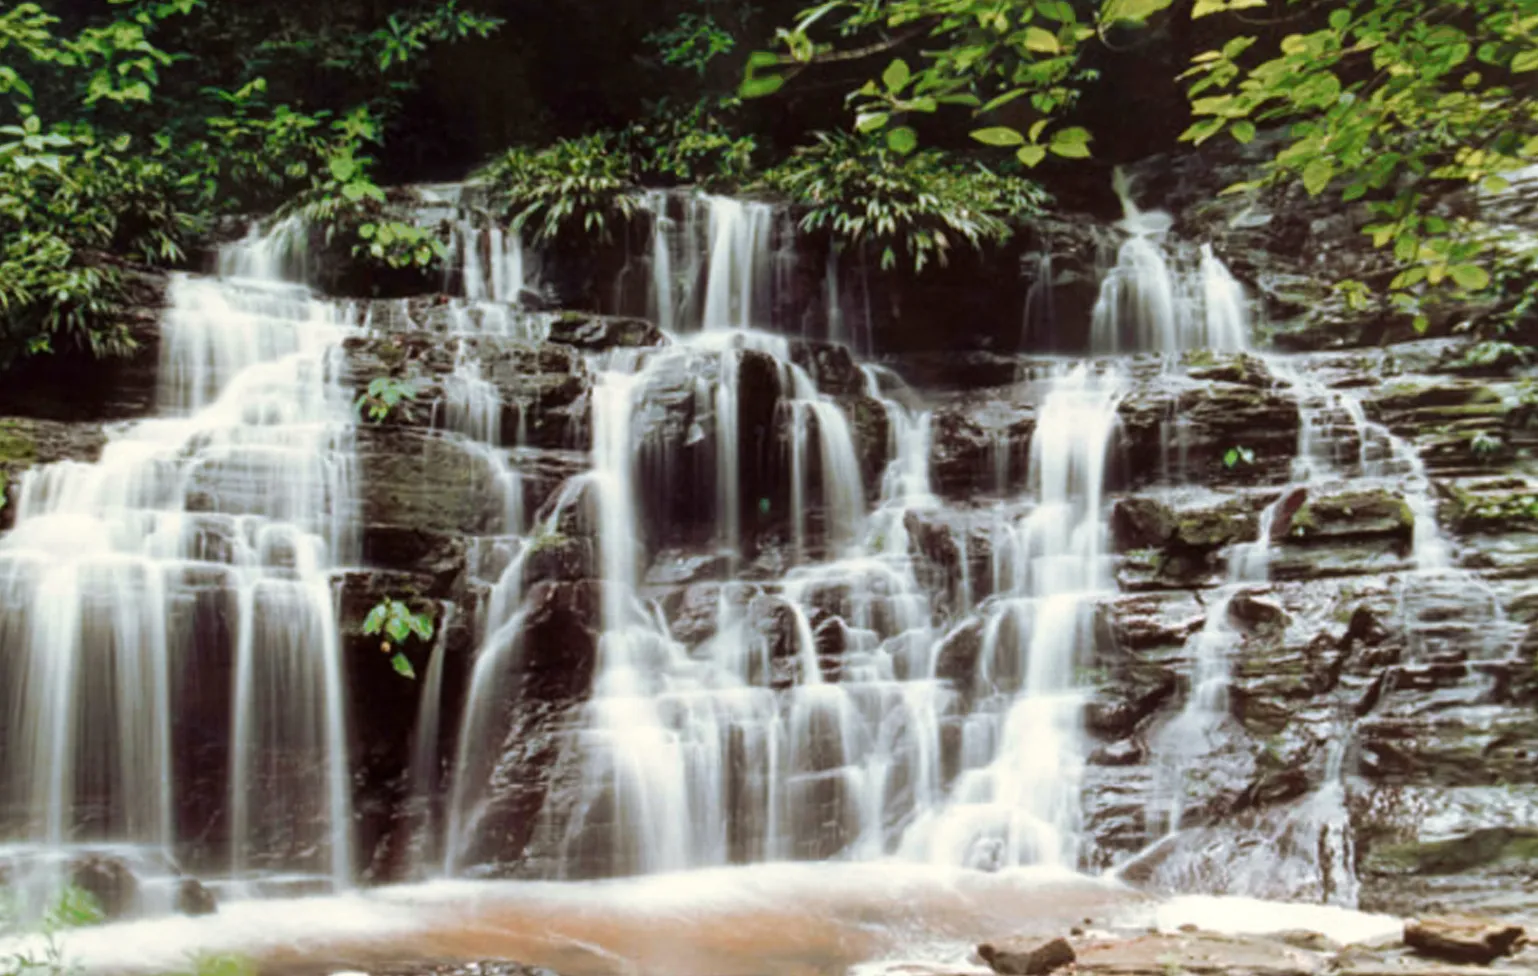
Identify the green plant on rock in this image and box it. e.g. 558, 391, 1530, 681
1179, 0, 1538, 325
478, 134, 641, 247
625, 98, 757, 187
362, 596, 435, 680
354, 375, 418, 423
758, 131, 1047, 272
1468, 430, 1504, 462
1222, 445, 1255, 469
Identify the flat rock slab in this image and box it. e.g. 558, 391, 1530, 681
1405, 916, 1528, 964
1072, 931, 1325, 976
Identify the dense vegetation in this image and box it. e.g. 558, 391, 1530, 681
2, 0, 1535, 367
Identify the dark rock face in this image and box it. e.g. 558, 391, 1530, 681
978, 936, 1076, 975
1404, 916, 1527, 964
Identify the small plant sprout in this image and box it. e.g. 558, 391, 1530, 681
362, 597, 435, 679
1223, 445, 1256, 469
354, 376, 418, 422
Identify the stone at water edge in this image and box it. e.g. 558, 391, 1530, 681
174, 876, 218, 916
977, 936, 1076, 975
1404, 916, 1527, 964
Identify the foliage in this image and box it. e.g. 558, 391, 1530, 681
625, 98, 757, 187
647, 11, 739, 76
478, 134, 642, 246
740, 0, 1163, 163
362, 597, 436, 679
759, 131, 1048, 271
1, 884, 103, 976
1179, 0, 1538, 320
1223, 445, 1256, 468
0, 0, 500, 368
355, 376, 419, 422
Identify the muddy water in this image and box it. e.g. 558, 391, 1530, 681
30, 865, 1147, 975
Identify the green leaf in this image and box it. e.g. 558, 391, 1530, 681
1048, 126, 1091, 157
856, 111, 889, 132
1328, 9, 1350, 31
1023, 27, 1060, 54
1302, 158, 1335, 195
882, 58, 911, 93
1510, 50, 1537, 73
1192, 0, 1226, 19
739, 73, 784, 98
971, 126, 1025, 147
391, 652, 417, 679
1481, 175, 1510, 193
1017, 144, 1047, 167
362, 604, 387, 635
328, 155, 357, 182
886, 125, 917, 154
981, 88, 1028, 113
1447, 264, 1489, 290
1230, 121, 1255, 144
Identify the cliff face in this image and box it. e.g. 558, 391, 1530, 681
0, 155, 1533, 923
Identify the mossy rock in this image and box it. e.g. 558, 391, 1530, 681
1283, 487, 1414, 542
1363, 827, 1538, 876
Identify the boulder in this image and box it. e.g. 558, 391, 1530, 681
174, 877, 218, 916
69, 853, 138, 920
978, 936, 1077, 975
1404, 916, 1526, 964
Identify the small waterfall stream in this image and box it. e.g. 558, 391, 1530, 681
1, 223, 360, 894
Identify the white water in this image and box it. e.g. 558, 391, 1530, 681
1090, 176, 1249, 354
0, 223, 358, 894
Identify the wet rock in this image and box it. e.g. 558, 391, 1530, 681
1227, 592, 1290, 634
934, 618, 986, 687
361, 525, 468, 598
1085, 670, 1178, 739
978, 935, 1076, 975
1279, 487, 1414, 544
521, 533, 597, 584
791, 339, 865, 396
359, 427, 510, 536
174, 876, 218, 916
1404, 916, 1527, 964
69, 853, 138, 920
1072, 930, 1325, 976
888, 351, 1024, 390
929, 397, 1034, 500
546, 312, 664, 349
1088, 738, 1146, 766
0, 417, 109, 530
1116, 372, 1300, 489
1104, 592, 1207, 651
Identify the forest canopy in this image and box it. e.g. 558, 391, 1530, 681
2, 0, 1534, 365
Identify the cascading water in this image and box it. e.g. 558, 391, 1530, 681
1090, 173, 1249, 355
902, 365, 1122, 870
0, 222, 358, 895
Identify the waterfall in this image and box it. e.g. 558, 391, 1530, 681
702, 197, 776, 331
900, 365, 1121, 870
1089, 181, 1248, 355
1, 222, 358, 892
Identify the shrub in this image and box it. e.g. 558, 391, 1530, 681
476, 133, 641, 247
759, 132, 1048, 273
